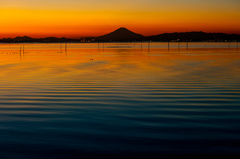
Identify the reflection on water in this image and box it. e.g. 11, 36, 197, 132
0, 42, 240, 158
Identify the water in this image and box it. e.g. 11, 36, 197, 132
0, 42, 240, 158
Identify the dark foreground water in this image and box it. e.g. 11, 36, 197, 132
0, 42, 240, 158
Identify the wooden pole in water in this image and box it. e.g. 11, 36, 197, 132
168, 41, 170, 50
65, 42, 67, 52
20, 46, 22, 60
148, 41, 150, 52
65, 42, 67, 56
23, 44, 24, 54
20, 46, 21, 55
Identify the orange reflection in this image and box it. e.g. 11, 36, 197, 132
0, 43, 240, 86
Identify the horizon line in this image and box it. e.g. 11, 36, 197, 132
1, 28, 240, 39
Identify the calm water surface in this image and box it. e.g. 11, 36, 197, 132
0, 42, 240, 158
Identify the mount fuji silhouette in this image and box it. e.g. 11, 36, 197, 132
97, 27, 145, 41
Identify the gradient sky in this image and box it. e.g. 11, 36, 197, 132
0, 0, 240, 38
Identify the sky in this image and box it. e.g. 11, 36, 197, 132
0, 0, 240, 38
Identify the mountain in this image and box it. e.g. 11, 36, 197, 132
96, 27, 145, 41
148, 31, 240, 41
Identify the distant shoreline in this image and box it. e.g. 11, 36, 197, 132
0, 41, 239, 44
0, 28, 240, 43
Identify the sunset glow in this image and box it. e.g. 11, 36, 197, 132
0, 0, 240, 38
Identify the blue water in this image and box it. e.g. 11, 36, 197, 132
0, 43, 240, 158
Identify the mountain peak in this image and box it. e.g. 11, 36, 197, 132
114, 27, 134, 33
117, 27, 128, 30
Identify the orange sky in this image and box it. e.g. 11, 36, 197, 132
0, 0, 240, 38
